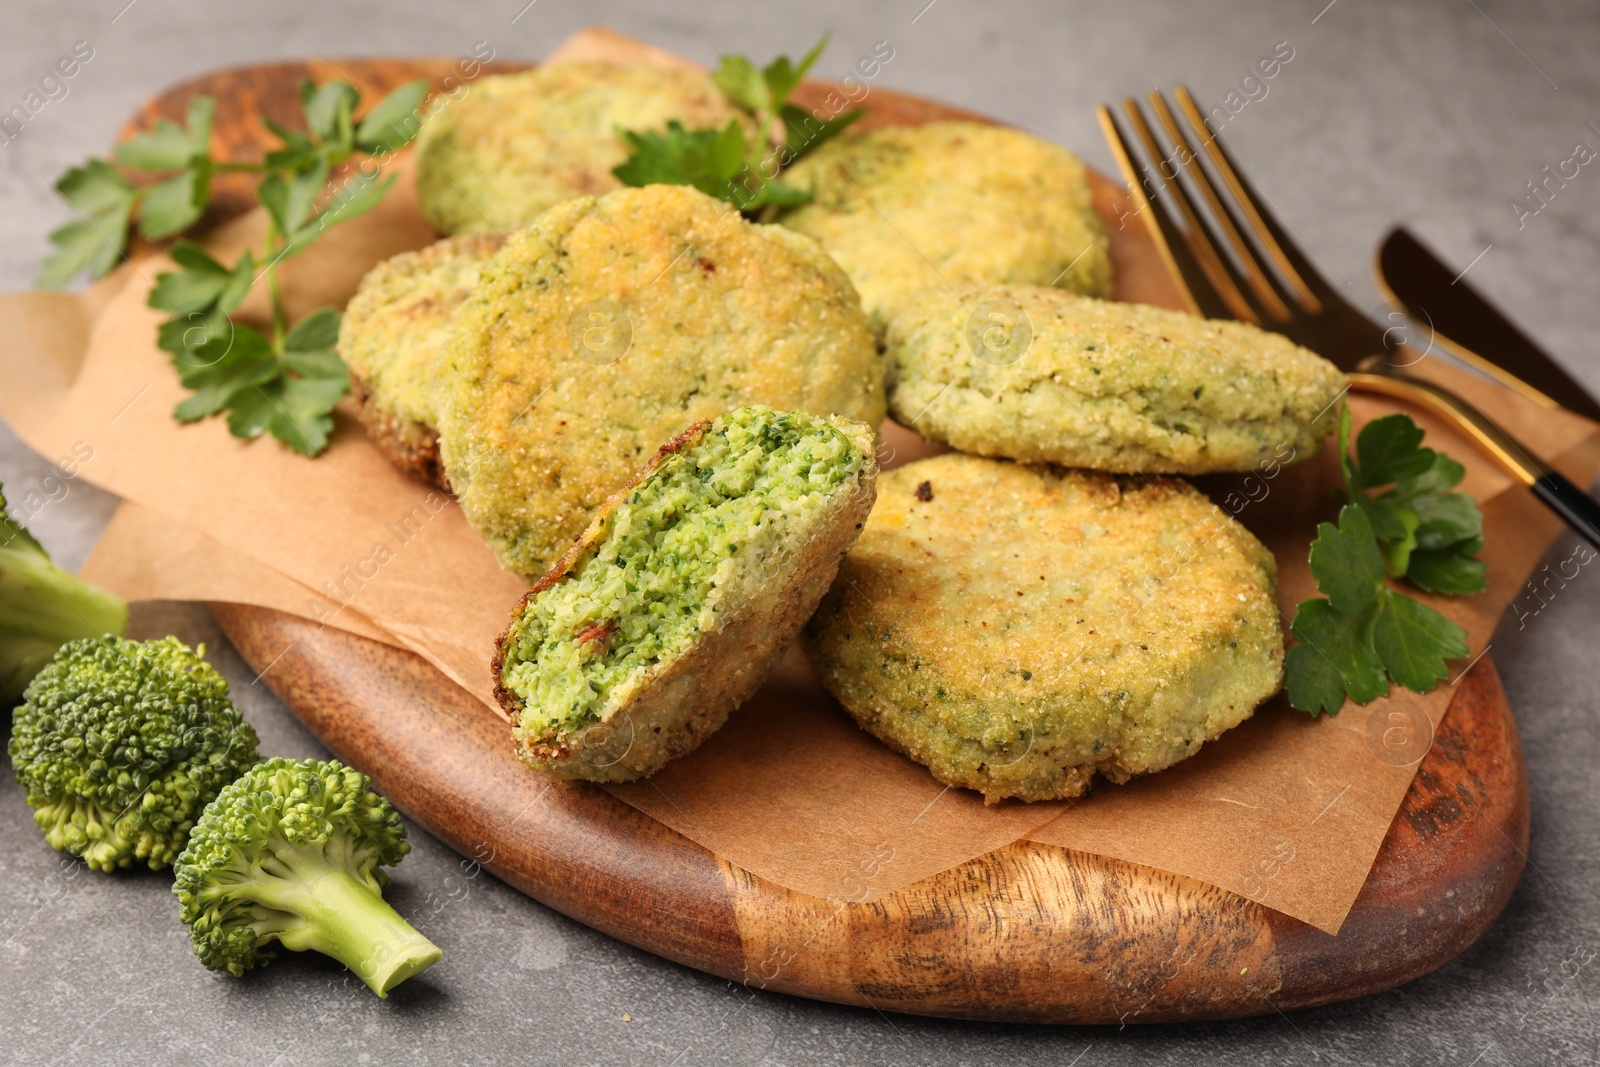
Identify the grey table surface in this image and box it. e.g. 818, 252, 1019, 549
2, 0, 1599, 1063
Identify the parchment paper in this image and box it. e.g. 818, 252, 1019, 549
1030, 390, 1600, 930
3, 51, 1596, 932
81, 501, 395, 647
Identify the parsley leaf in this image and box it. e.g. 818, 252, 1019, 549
1411, 491, 1481, 551
225, 373, 349, 456
1389, 451, 1466, 501
779, 103, 864, 162
258, 156, 330, 246
262, 118, 320, 172
1406, 543, 1489, 595
148, 240, 252, 315
279, 306, 343, 375
40, 76, 417, 454
1354, 413, 1434, 486
1372, 590, 1468, 691
226, 307, 348, 454
137, 168, 210, 239
297, 171, 398, 253
1338, 405, 1487, 593
300, 80, 358, 150
711, 56, 769, 114
113, 122, 195, 172
1284, 402, 1486, 715
1284, 597, 1388, 714
115, 97, 215, 242
1307, 504, 1386, 614
35, 161, 137, 287
115, 96, 214, 171
150, 241, 255, 372
613, 120, 748, 198
744, 177, 813, 209
171, 323, 277, 422
614, 35, 853, 214
355, 81, 430, 154
713, 33, 828, 115
166, 307, 349, 455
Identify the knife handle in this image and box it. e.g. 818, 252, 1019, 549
1532, 472, 1600, 550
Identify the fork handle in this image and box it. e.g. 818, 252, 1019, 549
1351, 370, 1600, 549
1532, 472, 1600, 550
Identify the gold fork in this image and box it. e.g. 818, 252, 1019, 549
1098, 87, 1600, 549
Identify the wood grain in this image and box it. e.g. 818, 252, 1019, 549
210, 602, 1525, 1023
120, 40, 1526, 1021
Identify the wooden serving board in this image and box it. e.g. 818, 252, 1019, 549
123, 38, 1526, 1022
212, 604, 1526, 1024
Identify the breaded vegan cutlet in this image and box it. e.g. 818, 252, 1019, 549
339, 233, 505, 487
495, 406, 878, 782
414, 62, 754, 235
885, 284, 1347, 473
779, 121, 1112, 335
804, 453, 1283, 803
437, 183, 885, 580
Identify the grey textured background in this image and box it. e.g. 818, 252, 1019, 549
3, 0, 1599, 1063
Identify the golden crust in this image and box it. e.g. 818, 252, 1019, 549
349, 375, 448, 490
341, 233, 506, 488
414, 62, 753, 235
803, 453, 1283, 802
780, 121, 1111, 335
437, 184, 885, 579
885, 284, 1347, 473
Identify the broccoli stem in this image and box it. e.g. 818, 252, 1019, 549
256, 844, 441, 997
0, 552, 128, 703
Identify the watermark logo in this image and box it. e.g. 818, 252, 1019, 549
963, 298, 1032, 365
1372, 304, 1436, 369
568, 299, 632, 366
1, 40, 94, 146
0, 440, 94, 534
165, 299, 236, 369
1365, 703, 1433, 766
582, 711, 637, 770
1509, 132, 1598, 231
1196, 41, 1296, 139
306, 492, 451, 628
1512, 541, 1596, 629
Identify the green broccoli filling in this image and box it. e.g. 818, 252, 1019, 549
500, 406, 861, 735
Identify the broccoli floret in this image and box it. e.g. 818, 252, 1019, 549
9, 635, 260, 871
1, 482, 128, 704
173, 757, 441, 997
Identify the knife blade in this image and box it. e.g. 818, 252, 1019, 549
1375, 226, 1600, 424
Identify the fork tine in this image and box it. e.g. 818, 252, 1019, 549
1115, 98, 1265, 326
1146, 92, 1292, 323
1173, 86, 1324, 313
1096, 104, 1229, 321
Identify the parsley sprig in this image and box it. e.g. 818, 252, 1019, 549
1284, 405, 1486, 715
39, 78, 429, 455
611, 35, 863, 215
